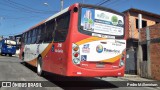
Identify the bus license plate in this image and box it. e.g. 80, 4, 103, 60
96, 63, 105, 68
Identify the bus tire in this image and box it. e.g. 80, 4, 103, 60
37, 56, 43, 76
9, 54, 12, 57
21, 53, 25, 65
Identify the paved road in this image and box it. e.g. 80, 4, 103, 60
0, 56, 159, 90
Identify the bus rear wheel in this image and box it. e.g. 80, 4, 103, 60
37, 57, 43, 76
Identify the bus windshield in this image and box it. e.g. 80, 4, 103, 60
79, 7, 124, 38
4, 40, 16, 46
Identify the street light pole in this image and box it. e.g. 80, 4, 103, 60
61, 0, 63, 11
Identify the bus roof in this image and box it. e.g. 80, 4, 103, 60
45, 7, 69, 22
23, 6, 70, 34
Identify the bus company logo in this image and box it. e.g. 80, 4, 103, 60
103, 48, 120, 53
96, 45, 103, 53
82, 44, 90, 53
97, 13, 109, 20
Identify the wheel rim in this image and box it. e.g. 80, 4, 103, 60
37, 62, 41, 73
37, 57, 42, 75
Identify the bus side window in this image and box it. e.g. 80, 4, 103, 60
40, 25, 45, 43
54, 11, 70, 42
21, 34, 25, 43
27, 31, 32, 44
36, 27, 41, 44
31, 29, 37, 44
44, 19, 55, 43
24, 33, 28, 44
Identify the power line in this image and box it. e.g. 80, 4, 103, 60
97, 0, 111, 6
107, 0, 129, 11
96, 0, 105, 5
107, 0, 128, 7
0, 0, 57, 14
0, 15, 47, 20
105, 0, 119, 6
6, 0, 54, 13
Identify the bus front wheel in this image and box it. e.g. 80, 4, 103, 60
37, 57, 43, 76
21, 53, 26, 65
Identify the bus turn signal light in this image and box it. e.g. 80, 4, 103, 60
73, 46, 79, 51
72, 43, 80, 65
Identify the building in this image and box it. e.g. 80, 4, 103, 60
123, 8, 160, 75
0, 36, 3, 41
140, 23, 160, 80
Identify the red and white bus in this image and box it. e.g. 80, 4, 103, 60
19, 3, 126, 77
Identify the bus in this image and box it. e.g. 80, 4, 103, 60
0, 39, 17, 56
19, 3, 126, 77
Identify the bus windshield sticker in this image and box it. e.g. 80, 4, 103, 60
81, 8, 124, 36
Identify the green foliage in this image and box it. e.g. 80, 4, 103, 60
112, 16, 118, 22
88, 19, 93, 24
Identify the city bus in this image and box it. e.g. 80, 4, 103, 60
19, 3, 126, 77
0, 39, 17, 56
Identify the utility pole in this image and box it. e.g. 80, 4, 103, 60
137, 14, 142, 76
61, 0, 63, 11
138, 14, 142, 41
146, 27, 151, 78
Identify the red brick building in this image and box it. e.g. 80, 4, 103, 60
123, 8, 160, 40
122, 8, 160, 75
140, 24, 160, 80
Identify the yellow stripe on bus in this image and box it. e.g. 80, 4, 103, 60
41, 43, 53, 58
28, 58, 37, 67
101, 54, 121, 63
76, 37, 106, 45
28, 43, 53, 67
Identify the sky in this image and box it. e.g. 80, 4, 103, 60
0, 0, 160, 37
